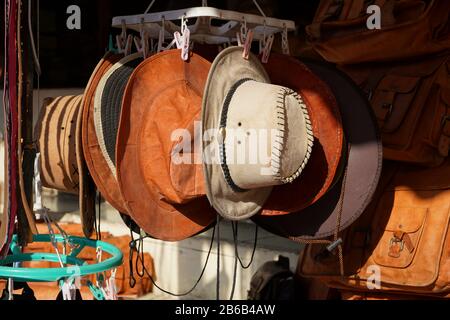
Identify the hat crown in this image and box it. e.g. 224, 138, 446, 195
220, 79, 314, 191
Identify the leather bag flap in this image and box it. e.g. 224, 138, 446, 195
385, 207, 426, 233
373, 206, 427, 269
372, 75, 420, 132
377, 75, 419, 93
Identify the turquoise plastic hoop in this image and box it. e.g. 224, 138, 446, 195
0, 234, 123, 283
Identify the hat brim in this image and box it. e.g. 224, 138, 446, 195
81, 52, 129, 214
202, 46, 274, 221
117, 50, 217, 241
261, 53, 344, 215
93, 53, 143, 179
253, 60, 382, 239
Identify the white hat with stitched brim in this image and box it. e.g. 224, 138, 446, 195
202, 46, 314, 220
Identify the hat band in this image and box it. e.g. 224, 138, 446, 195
219, 78, 253, 193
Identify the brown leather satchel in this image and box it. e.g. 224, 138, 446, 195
306, 0, 450, 64
297, 160, 450, 298
340, 53, 450, 167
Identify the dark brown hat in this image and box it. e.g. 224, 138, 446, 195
253, 60, 382, 239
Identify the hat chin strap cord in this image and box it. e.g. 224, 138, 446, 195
128, 217, 259, 300
128, 223, 217, 298
289, 146, 352, 279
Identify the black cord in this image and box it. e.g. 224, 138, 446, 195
232, 222, 259, 269
135, 235, 145, 278
228, 240, 238, 301
130, 225, 217, 297
95, 193, 102, 241
216, 216, 221, 301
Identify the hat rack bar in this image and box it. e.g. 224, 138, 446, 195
112, 6, 296, 45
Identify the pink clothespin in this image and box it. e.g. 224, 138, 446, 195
242, 29, 254, 60
261, 34, 274, 63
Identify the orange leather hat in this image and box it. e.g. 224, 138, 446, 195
261, 53, 344, 216
116, 50, 217, 241
81, 52, 128, 214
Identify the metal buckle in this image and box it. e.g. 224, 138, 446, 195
389, 238, 404, 252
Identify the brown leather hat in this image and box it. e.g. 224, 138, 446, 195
36, 95, 96, 237
81, 52, 128, 214
261, 53, 344, 216
116, 50, 217, 241
253, 60, 382, 239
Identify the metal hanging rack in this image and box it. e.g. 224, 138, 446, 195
111, 1, 296, 46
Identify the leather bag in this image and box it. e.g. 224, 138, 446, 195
306, 0, 450, 64
297, 160, 450, 298
340, 53, 450, 167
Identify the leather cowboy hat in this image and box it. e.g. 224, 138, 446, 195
93, 53, 143, 181
36, 95, 96, 237
81, 52, 128, 215
261, 53, 345, 216
253, 60, 383, 239
116, 50, 217, 241
202, 46, 315, 221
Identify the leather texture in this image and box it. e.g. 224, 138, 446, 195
306, 0, 450, 64
117, 50, 217, 241
81, 53, 128, 214
340, 53, 450, 167
261, 53, 344, 216
298, 160, 450, 298
254, 61, 382, 239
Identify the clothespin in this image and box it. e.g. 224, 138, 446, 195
107, 34, 118, 53
261, 34, 274, 63
158, 17, 176, 53
259, 21, 274, 63
236, 19, 254, 60
116, 20, 133, 56
177, 16, 191, 61
103, 269, 118, 300
95, 247, 105, 287
134, 19, 150, 58
281, 24, 290, 56
60, 279, 77, 301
